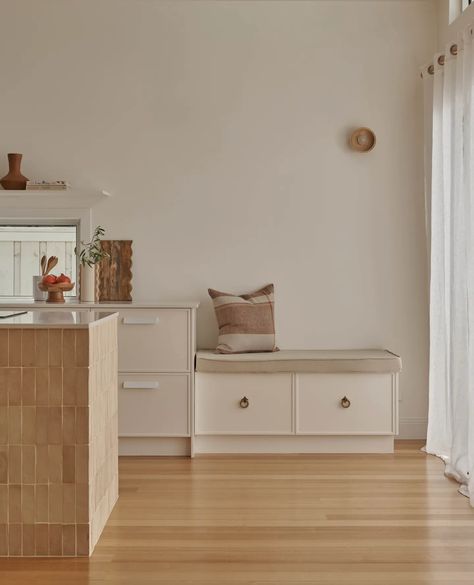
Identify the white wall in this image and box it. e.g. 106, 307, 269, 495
0, 0, 436, 437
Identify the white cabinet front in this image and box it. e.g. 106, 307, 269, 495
118, 373, 189, 437
118, 309, 189, 372
195, 373, 292, 435
296, 373, 394, 435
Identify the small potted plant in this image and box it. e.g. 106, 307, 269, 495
76, 225, 109, 302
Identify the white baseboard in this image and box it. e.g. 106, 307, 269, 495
398, 418, 427, 439
119, 437, 190, 456
194, 435, 394, 454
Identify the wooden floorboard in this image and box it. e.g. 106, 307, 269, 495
1, 440, 473, 584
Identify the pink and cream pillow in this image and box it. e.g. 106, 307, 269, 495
208, 284, 278, 354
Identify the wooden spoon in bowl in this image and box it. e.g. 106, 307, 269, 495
45, 256, 58, 275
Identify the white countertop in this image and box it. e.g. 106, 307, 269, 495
0, 310, 118, 328
0, 298, 200, 309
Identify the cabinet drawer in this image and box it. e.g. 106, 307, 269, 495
118, 309, 189, 371
195, 373, 292, 435
296, 373, 394, 435
118, 373, 189, 436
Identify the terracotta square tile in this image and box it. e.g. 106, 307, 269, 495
76, 445, 89, 484
49, 368, 63, 405
63, 368, 89, 406
75, 330, 89, 367
76, 407, 89, 444
76, 524, 89, 556
35, 524, 49, 556
36, 406, 49, 444
8, 524, 23, 557
8, 330, 22, 367
63, 445, 76, 484
7, 368, 21, 405
35, 484, 49, 522
49, 484, 63, 523
22, 407, 36, 444
9, 485, 21, 523
22, 524, 35, 556
35, 329, 49, 367
8, 524, 22, 556
63, 483, 75, 523
76, 483, 89, 523
48, 445, 63, 483
49, 329, 63, 367
8, 445, 21, 484
0, 370, 7, 406
8, 406, 21, 444
0, 446, 6, 484
63, 330, 76, 368
63, 406, 76, 444
47, 406, 62, 444
36, 445, 49, 483
63, 369, 77, 406
22, 446, 36, 484
0, 524, 7, 556
75, 368, 89, 406
21, 330, 35, 367
22, 368, 36, 405
21, 484, 35, 523
0, 407, 7, 444
62, 524, 76, 556
36, 368, 49, 405
0, 331, 7, 367
49, 524, 62, 556
0, 485, 7, 523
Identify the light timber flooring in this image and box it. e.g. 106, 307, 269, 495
0, 440, 473, 584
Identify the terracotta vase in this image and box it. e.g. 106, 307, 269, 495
0, 153, 29, 190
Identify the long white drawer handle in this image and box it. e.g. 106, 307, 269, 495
122, 317, 159, 325
122, 381, 160, 390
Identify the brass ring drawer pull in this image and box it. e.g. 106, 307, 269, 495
341, 396, 351, 409
240, 396, 249, 409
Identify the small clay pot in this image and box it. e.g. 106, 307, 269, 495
0, 153, 29, 190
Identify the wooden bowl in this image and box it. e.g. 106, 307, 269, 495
38, 281, 75, 303
349, 127, 376, 152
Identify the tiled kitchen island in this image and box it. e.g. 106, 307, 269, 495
0, 311, 118, 556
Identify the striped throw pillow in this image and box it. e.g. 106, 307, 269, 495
208, 284, 278, 354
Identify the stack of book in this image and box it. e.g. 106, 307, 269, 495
26, 180, 69, 191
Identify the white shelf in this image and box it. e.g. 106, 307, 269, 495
0, 188, 111, 209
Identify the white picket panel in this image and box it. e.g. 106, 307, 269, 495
0, 242, 14, 295
0, 226, 77, 297
18, 241, 40, 296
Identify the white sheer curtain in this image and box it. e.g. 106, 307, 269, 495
424, 26, 474, 505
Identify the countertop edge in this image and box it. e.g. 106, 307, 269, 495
0, 299, 200, 309
0, 311, 119, 329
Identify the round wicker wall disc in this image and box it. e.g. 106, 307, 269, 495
349, 127, 376, 152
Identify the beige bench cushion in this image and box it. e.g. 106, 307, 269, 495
196, 349, 402, 374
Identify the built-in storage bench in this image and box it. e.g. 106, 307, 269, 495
194, 349, 402, 454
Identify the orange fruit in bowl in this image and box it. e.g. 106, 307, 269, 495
42, 274, 57, 285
